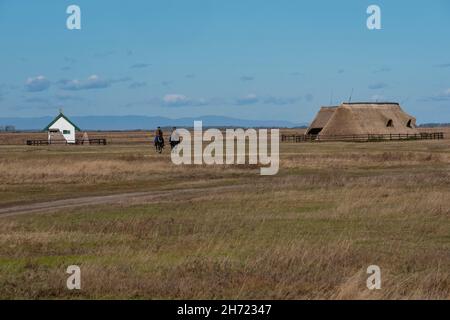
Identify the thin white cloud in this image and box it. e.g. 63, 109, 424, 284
58, 75, 130, 91
421, 88, 450, 101
162, 94, 207, 107
25, 76, 51, 92
164, 94, 188, 104
368, 82, 389, 90
236, 93, 259, 105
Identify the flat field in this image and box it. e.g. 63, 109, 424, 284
0, 137, 449, 299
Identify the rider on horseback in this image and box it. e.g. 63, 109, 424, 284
154, 126, 164, 147
169, 127, 180, 150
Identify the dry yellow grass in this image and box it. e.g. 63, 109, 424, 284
0, 139, 449, 299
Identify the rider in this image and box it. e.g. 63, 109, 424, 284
169, 127, 180, 149
154, 126, 164, 146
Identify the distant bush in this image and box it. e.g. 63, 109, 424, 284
418, 123, 450, 128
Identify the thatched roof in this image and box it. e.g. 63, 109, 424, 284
308, 102, 419, 136
306, 106, 338, 135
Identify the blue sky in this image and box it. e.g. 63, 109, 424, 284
0, 0, 449, 123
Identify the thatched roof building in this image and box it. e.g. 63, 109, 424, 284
306, 106, 339, 135
307, 102, 419, 136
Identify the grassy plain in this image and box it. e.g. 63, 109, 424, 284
0, 136, 449, 299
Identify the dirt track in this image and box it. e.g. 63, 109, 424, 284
0, 185, 246, 218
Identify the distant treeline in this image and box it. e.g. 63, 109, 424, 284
0, 125, 16, 132
418, 123, 450, 128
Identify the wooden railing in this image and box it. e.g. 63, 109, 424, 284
26, 140, 50, 146
76, 138, 107, 145
281, 132, 444, 143
26, 138, 107, 146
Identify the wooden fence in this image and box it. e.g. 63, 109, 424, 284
281, 132, 444, 143
26, 138, 107, 146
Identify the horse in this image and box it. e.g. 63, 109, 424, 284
154, 136, 164, 153
170, 140, 180, 150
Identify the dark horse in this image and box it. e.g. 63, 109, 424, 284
170, 140, 180, 150
154, 136, 164, 153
